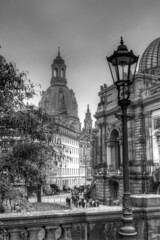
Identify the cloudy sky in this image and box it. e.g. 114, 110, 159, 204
0, 0, 160, 126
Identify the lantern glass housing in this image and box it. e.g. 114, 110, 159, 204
107, 37, 139, 101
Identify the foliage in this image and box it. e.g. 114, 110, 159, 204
0, 181, 30, 212
0, 107, 61, 203
0, 55, 35, 113
0, 54, 37, 206
0, 54, 65, 205
6, 140, 55, 186
0, 54, 49, 204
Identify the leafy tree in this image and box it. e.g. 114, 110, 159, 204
0, 54, 37, 210
0, 55, 35, 112
4, 110, 62, 203
0, 54, 64, 206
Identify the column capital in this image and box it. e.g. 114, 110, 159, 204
106, 140, 114, 147
144, 110, 151, 117
97, 121, 106, 127
157, 136, 160, 145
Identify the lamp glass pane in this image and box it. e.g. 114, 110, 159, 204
108, 61, 117, 83
130, 61, 138, 81
117, 64, 129, 82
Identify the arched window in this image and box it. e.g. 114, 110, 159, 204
61, 68, 65, 78
110, 129, 121, 170
53, 68, 58, 77
109, 180, 119, 199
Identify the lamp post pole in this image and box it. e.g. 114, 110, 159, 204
107, 37, 139, 237
119, 99, 136, 236
121, 101, 130, 196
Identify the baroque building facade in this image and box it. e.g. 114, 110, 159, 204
39, 49, 86, 189
91, 37, 160, 203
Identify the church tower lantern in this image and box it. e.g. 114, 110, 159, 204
50, 47, 67, 86
39, 48, 81, 133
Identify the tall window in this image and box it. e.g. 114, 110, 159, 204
110, 129, 121, 170
61, 68, 65, 78
54, 68, 58, 77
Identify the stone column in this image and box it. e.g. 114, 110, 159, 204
84, 223, 89, 240
99, 124, 103, 163
98, 124, 103, 163
102, 122, 106, 163
156, 135, 160, 160
8, 229, 21, 240
97, 124, 102, 163
145, 111, 153, 162
28, 227, 41, 240
106, 142, 112, 169
130, 103, 146, 194
105, 142, 108, 169
133, 103, 146, 174
119, 139, 123, 167
62, 224, 72, 240
143, 111, 153, 176
0, 229, 9, 240
45, 226, 57, 240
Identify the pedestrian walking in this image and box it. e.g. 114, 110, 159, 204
78, 199, 82, 208
82, 199, 85, 208
66, 197, 69, 207
75, 198, 78, 208
68, 197, 71, 208
71, 195, 74, 205
93, 199, 96, 207
86, 198, 89, 208
89, 198, 92, 207
96, 199, 100, 207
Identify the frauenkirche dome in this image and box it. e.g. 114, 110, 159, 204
138, 37, 160, 75
39, 49, 81, 132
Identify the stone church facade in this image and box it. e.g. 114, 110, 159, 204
91, 37, 160, 203
39, 49, 93, 189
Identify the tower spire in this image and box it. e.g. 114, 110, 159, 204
58, 46, 61, 56
120, 36, 124, 45
87, 104, 90, 112
84, 104, 92, 137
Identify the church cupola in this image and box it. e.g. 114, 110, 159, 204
84, 104, 93, 136
50, 47, 67, 86
39, 48, 81, 133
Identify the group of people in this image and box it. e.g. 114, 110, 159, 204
66, 189, 100, 208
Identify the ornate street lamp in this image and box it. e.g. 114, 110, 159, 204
107, 37, 139, 237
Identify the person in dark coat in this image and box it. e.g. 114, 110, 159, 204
89, 198, 92, 207
96, 199, 100, 207
78, 199, 82, 208
82, 199, 85, 208
68, 197, 71, 208
66, 197, 69, 207
92, 198, 96, 207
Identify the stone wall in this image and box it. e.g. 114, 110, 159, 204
0, 206, 123, 240
92, 175, 124, 204
1, 196, 160, 240
91, 174, 154, 205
